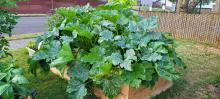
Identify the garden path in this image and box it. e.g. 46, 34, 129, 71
12, 17, 47, 35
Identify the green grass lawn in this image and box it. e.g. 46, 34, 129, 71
6, 33, 43, 40
155, 39, 220, 99
6, 39, 220, 99
8, 48, 68, 99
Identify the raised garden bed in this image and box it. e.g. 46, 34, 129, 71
51, 66, 172, 99
29, 1, 185, 98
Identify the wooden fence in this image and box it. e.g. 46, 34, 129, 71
140, 12, 220, 48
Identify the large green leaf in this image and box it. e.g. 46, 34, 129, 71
141, 52, 163, 62
124, 49, 137, 61
140, 47, 163, 62
81, 46, 105, 64
11, 75, 29, 84
32, 51, 47, 60
99, 30, 113, 42
120, 59, 133, 71
28, 58, 48, 76
66, 79, 87, 99
139, 32, 163, 47
32, 40, 61, 60
156, 62, 181, 80
101, 20, 114, 26
120, 49, 137, 71
117, 15, 129, 25
67, 61, 89, 99
138, 16, 158, 31
68, 63, 89, 82
0, 83, 11, 95
123, 62, 154, 88
50, 43, 74, 76
0, 73, 7, 80
78, 29, 93, 39
0, 83, 14, 99
46, 41, 61, 59
13, 86, 31, 98
128, 20, 137, 32
61, 36, 74, 44
11, 68, 24, 75
101, 76, 123, 99
89, 62, 112, 80
111, 52, 123, 65
50, 43, 74, 67
56, 7, 77, 20
81, 53, 102, 64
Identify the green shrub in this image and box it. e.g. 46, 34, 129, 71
0, 59, 30, 99
30, 2, 185, 99
0, 10, 17, 58
0, 8, 30, 99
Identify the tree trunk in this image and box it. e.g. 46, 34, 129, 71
216, 0, 220, 14
182, 0, 190, 12
178, 0, 200, 13
176, 0, 183, 13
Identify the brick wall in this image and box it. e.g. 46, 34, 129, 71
12, 0, 105, 14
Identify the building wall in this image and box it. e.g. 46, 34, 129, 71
12, 0, 105, 14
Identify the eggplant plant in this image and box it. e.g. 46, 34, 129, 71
29, 2, 185, 99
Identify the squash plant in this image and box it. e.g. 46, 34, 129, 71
29, 2, 185, 99
0, 10, 31, 99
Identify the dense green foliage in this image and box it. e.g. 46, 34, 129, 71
0, 0, 27, 7
0, 59, 30, 99
108, 0, 137, 7
9, 40, 220, 99
0, 2, 30, 98
0, 10, 17, 58
0, 10, 17, 36
30, 2, 185, 99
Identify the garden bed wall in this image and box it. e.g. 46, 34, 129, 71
140, 12, 220, 48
